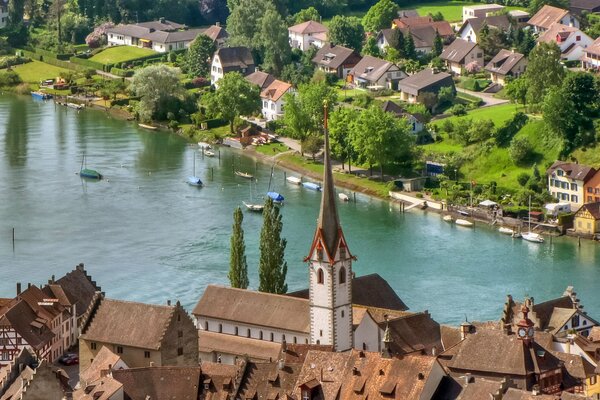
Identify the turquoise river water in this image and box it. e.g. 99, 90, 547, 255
1, 94, 599, 325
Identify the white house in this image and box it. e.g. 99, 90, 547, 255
210, 46, 255, 87
582, 37, 600, 71
376, 29, 397, 52
528, 5, 579, 33
259, 79, 293, 121
485, 49, 527, 86
348, 55, 406, 90
547, 161, 597, 209
288, 20, 328, 51
537, 23, 594, 61
462, 3, 504, 22
457, 15, 511, 43
440, 38, 484, 75
381, 100, 425, 134
0, 0, 8, 29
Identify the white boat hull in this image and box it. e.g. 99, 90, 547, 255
338, 193, 349, 202
499, 227, 515, 235
443, 215, 453, 222
455, 219, 473, 227
286, 176, 301, 185
522, 232, 544, 243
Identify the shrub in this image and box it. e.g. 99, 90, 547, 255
85, 22, 114, 48
517, 172, 530, 187
448, 104, 467, 116
0, 55, 31, 69
191, 77, 209, 88
509, 136, 532, 164
0, 71, 22, 87
352, 92, 372, 108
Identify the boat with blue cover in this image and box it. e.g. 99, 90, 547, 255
302, 181, 322, 191
267, 191, 284, 204
79, 154, 102, 180
31, 91, 52, 100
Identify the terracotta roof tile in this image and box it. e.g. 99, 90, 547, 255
215, 47, 255, 69
199, 330, 282, 362
529, 5, 570, 29
245, 71, 276, 90
312, 43, 361, 70
547, 161, 596, 182
113, 366, 202, 399
288, 20, 328, 34
79, 346, 124, 386
261, 79, 293, 102
485, 49, 526, 76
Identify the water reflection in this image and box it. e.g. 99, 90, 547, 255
5, 97, 28, 167
135, 131, 186, 172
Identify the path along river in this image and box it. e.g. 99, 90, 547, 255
1, 94, 599, 326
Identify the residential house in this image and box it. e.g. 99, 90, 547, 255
347, 55, 406, 89
288, 20, 328, 51
376, 28, 397, 52
381, 100, 425, 134
485, 49, 527, 86
112, 366, 202, 400
458, 15, 512, 43
582, 37, 600, 71
584, 169, 600, 203
201, 24, 229, 48
78, 346, 129, 388
210, 46, 255, 86
570, 0, 600, 15
547, 161, 596, 209
508, 9, 531, 24
259, 79, 293, 121
200, 360, 247, 400
79, 299, 198, 371
106, 18, 208, 53
393, 16, 455, 49
500, 288, 599, 338
528, 5, 579, 33
537, 24, 594, 61
574, 203, 600, 235
398, 9, 419, 18
552, 335, 600, 398
0, 0, 7, 29
312, 43, 362, 79
462, 3, 505, 22
398, 68, 455, 104
440, 38, 484, 75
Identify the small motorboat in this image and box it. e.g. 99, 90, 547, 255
198, 142, 212, 150
286, 176, 302, 185
267, 191, 284, 204
302, 182, 322, 191
204, 150, 215, 157
66, 102, 84, 110
187, 176, 203, 186
338, 193, 349, 202
80, 168, 102, 180
31, 91, 52, 100
499, 227, 515, 235
243, 201, 264, 212
522, 231, 544, 243
443, 215, 453, 222
139, 123, 157, 130
455, 219, 473, 227
235, 171, 254, 180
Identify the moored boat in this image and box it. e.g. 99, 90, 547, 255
267, 191, 284, 204
235, 171, 254, 179
198, 142, 212, 150
187, 153, 203, 187
338, 193, 349, 202
204, 150, 215, 157
522, 232, 544, 243
455, 219, 473, 227
286, 176, 302, 185
139, 123, 157, 130
80, 168, 102, 180
499, 227, 515, 235
302, 181, 322, 191
66, 102, 84, 110
31, 91, 52, 100
243, 201, 264, 212
443, 215, 453, 222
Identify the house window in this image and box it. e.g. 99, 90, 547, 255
260, 331, 263, 340
169, 45, 173, 51
588, 187, 593, 193
572, 314, 580, 328
282, 334, 286, 342
317, 268, 324, 284
572, 195, 578, 203
247, 329, 251, 338
477, 52, 483, 57
591, 375, 597, 385
117, 346, 123, 354
235, 327, 239, 335
144, 351, 150, 358
341, 310, 345, 318
339, 267, 346, 284
571, 183, 578, 191
219, 324, 223, 333
263, 100, 268, 108
557, 170, 564, 176
596, 188, 600, 194
302, 390, 310, 400
178, 330, 183, 338
294, 337, 297, 344
178, 347, 183, 356
0, 351, 9, 361
204, 321, 209, 331
320, 330, 323, 337
16, 338, 21, 345
305, 338, 309, 344
270, 332, 274, 342
576, 35, 581, 41
212, 66, 216, 72
91, 342, 97, 350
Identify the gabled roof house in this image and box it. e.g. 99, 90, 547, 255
485, 49, 527, 86
528, 5, 579, 33
537, 23, 594, 61
312, 43, 362, 79
440, 38, 484, 75
210, 46, 255, 86
288, 20, 328, 51
348, 55, 406, 90
398, 68, 455, 105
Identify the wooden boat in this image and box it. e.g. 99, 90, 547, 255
187, 153, 203, 187
243, 201, 264, 212
338, 193, 349, 202
139, 123, 157, 130
234, 171, 254, 180
286, 176, 302, 185
204, 150, 215, 157
302, 182, 322, 191
31, 91, 52, 100
455, 219, 473, 227
79, 154, 102, 180
443, 215, 453, 222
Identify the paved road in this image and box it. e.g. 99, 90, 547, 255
456, 87, 509, 106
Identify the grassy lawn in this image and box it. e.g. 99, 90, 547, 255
12, 60, 71, 83
90, 46, 157, 65
410, 1, 525, 22
422, 136, 464, 154
255, 142, 290, 155
431, 103, 522, 128
571, 144, 600, 168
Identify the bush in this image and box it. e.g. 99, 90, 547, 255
191, 77, 209, 88
0, 71, 23, 87
509, 136, 532, 164
110, 67, 134, 77
353, 92, 373, 108
448, 104, 467, 116
517, 172, 530, 187
69, 56, 104, 70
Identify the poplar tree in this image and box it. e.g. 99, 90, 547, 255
258, 198, 288, 294
228, 207, 249, 289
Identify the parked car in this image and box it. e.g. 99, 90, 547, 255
58, 353, 78, 365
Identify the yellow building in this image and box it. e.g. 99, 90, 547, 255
546, 161, 597, 210
574, 202, 600, 235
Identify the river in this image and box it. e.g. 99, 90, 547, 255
1, 94, 599, 326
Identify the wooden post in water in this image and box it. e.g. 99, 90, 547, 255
578, 237, 581, 247
353, 192, 356, 203
12, 228, 15, 251
211, 167, 214, 181
284, 171, 286, 182
201, 147, 204, 159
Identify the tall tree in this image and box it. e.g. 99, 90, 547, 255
362, 35, 381, 57
226, 0, 276, 47
404, 33, 416, 60
7, 0, 26, 25
185, 34, 216, 78
293, 6, 320, 24
329, 107, 358, 170
328, 15, 365, 52
524, 42, 564, 105
433, 30, 443, 56
204, 72, 261, 133
229, 207, 249, 289
130, 65, 184, 122
258, 198, 288, 294
478, 24, 509, 58
257, 8, 291, 75
361, 0, 399, 33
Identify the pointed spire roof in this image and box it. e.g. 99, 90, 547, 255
317, 102, 341, 256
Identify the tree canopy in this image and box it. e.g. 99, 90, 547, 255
130, 65, 184, 122
523, 42, 564, 105
185, 34, 216, 78
361, 0, 399, 33
328, 15, 365, 52
258, 198, 288, 294
229, 207, 249, 289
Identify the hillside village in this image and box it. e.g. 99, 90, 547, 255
2, 0, 600, 397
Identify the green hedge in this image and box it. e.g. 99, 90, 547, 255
70, 56, 105, 71
19, 49, 83, 71
110, 67, 134, 77
204, 118, 228, 129
24, 46, 73, 60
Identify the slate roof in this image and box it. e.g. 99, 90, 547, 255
55, 264, 101, 318
136, 19, 185, 31
288, 20, 328, 34
312, 43, 360, 70
401, 25, 437, 49
398, 68, 453, 96
529, 5, 570, 30
193, 285, 310, 333
261, 79, 293, 102
144, 28, 206, 44
547, 161, 597, 182
198, 330, 282, 361
576, 202, 600, 220
113, 366, 202, 400
348, 55, 398, 83
485, 49, 526, 75
287, 273, 409, 311
570, 0, 600, 12
245, 71, 275, 89
440, 39, 478, 63
458, 14, 512, 36
202, 25, 228, 41
214, 47, 255, 69
81, 298, 177, 350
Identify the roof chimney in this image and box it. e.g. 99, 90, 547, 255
282, 339, 287, 353
16, 282, 21, 295
216, 21, 220, 27
159, 17, 165, 24
167, 300, 171, 306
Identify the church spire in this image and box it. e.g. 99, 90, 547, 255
316, 101, 341, 256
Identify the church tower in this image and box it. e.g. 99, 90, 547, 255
305, 102, 355, 352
